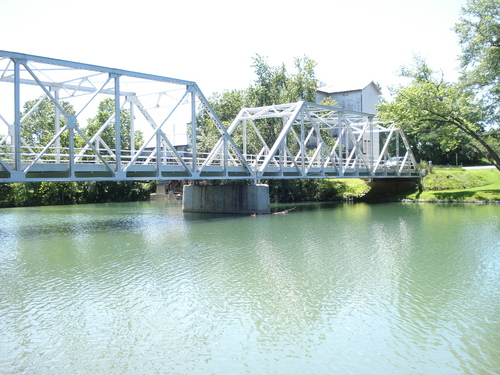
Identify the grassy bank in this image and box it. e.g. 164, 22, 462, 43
404, 167, 500, 202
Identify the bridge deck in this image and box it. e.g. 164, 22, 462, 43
0, 153, 419, 182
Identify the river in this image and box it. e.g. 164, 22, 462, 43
0, 201, 498, 374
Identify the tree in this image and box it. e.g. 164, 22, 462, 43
319, 96, 339, 107
377, 57, 500, 170
85, 98, 143, 150
196, 89, 247, 152
20, 96, 76, 147
378, 1, 500, 169
454, 0, 500, 121
244, 55, 318, 147
198, 55, 319, 152
247, 54, 318, 106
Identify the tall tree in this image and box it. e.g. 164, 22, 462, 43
454, 0, 500, 121
247, 54, 317, 106
199, 55, 319, 152
245, 55, 318, 146
377, 57, 500, 170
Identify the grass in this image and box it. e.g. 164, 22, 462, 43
336, 178, 371, 199
404, 167, 500, 202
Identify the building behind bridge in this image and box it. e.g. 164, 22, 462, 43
316, 81, 382, 115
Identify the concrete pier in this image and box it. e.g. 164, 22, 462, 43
150, 181, 181, 201
183, 184, 270, 214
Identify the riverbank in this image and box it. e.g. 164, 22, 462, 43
398, 166, 500, 203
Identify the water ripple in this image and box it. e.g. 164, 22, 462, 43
1, 202, 499, 374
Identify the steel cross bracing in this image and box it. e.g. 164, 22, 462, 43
0, 51, 420, 183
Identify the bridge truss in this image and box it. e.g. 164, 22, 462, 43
0, 51, 419, 183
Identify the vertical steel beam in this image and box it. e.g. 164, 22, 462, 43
223, 138, 228, 177
337, 111, 343, 176
156, 132, 161, 178
300, 113, 305, 173
68, 115, 76, 179
243, 120, 247, 157
113, 74, 121, 171
129, 99, 135, 155
396, 131, 400, 163
13, 59, 21, 171
190, 88, 197, 172
54, 89, 61, 163
369, 117, 374, 172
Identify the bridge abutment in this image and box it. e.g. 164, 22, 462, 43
182, 184, 270, 214
363, 178, 421, 201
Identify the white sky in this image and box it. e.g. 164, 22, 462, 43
0, 0, 465, 98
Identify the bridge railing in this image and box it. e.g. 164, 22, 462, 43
0, 145, 418, 180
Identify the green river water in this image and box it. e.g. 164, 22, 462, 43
0, 201, 498, 374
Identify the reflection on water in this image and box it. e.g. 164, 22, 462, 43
0, 201, 499, 374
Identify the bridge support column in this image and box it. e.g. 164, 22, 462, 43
182, 184, 270, 214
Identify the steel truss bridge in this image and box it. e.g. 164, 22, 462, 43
0, 51, 419, 183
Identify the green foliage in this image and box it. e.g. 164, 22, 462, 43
85, 98, 143, 150
196, 90, 246, 153
197, 54, 319, 183
79, 181, 154, 203
331, 179, 371, 199
21, 97, 76, 147
208, 90, 247, 125
247, 54, 317, 105
0, 183, 14, 207
319, 96, 339, 107
0, 94, 154, 209
0, 180, 156, 208
38, 181, 80, 205
377, 57, 500, 170
378, 2, 500, 169
8, 182, 43, 207
267, 178, 369, 203
454, 0, 500, 121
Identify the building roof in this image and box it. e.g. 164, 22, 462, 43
317, 81, 382, 95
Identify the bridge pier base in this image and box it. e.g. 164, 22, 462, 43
182, 184, 270, 214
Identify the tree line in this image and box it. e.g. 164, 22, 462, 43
0, 181, 156, 208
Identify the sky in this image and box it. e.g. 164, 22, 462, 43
0, 0, 466, 98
